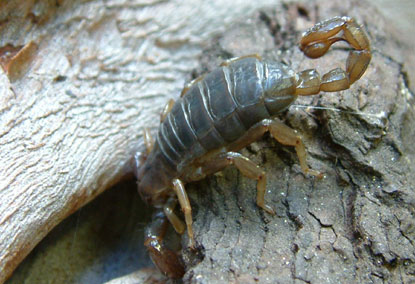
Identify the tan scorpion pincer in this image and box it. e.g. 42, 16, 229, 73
134, 16, 371, 278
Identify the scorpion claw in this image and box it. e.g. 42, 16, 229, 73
145, 210, 185, 279
145, 237, 185, 279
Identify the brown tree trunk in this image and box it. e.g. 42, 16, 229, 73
0, 0, 414, 283
178, 3, 415, 283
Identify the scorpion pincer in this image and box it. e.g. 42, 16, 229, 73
134, 16, 371, 278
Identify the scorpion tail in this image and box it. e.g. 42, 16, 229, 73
295, 16, 371, 96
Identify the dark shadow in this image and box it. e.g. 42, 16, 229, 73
7, 179, 153, 284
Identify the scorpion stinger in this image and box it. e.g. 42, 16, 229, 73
296, 16, 371, 96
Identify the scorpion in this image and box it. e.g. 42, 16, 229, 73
134, 16, 371, 278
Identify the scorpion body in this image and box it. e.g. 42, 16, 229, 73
138, 58, 297, 204
134, 16, 371, 278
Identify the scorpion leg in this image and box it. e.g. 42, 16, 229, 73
160, 99, 175, 122
143, 128, 154, 154
181, 75, 205, 97
134, 129, 154, 176
227, 118, 323, 178
196, 151, 275, 215
220, 53, 263, 67
163, 196, 186, 234
267, 120, 323, 178
144, 208, 185, 279
298, 16, 371, 92
172, 178, 195, 248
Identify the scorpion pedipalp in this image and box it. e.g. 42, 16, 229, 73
144, 209, 185, 279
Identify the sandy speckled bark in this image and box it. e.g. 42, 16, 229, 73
0, 0, 285, 282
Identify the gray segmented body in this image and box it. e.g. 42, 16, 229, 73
137, 17, 373, 279
138, 57, 298, 204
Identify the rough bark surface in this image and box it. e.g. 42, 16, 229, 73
0, 0, 414, 284
181, 3, 415, 284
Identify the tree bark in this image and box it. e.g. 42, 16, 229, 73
181, 3, 415, 284
0, 0, 414, 283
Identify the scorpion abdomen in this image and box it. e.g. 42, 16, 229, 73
157, 57, 298, 170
